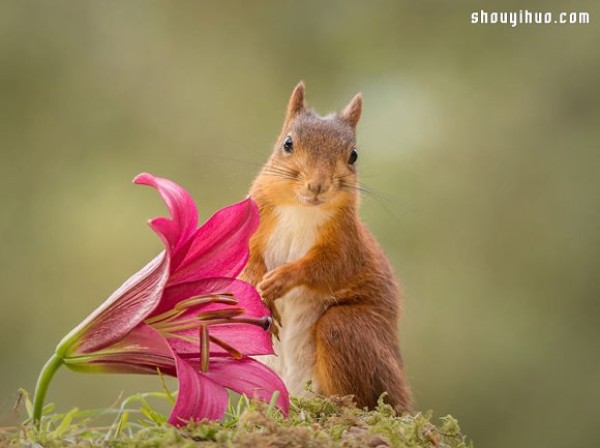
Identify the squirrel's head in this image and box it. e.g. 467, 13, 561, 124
262, 81, 362, 210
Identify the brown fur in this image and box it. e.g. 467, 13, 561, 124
241, 82, 412, 412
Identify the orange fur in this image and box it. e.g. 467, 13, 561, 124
240, 82, 412, 412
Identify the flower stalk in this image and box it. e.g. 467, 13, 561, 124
32, 354, 63, 425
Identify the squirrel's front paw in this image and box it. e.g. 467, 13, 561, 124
258, 265, 296, 306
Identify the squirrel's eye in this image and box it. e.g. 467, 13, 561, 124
348, 148, 358, 165
283, 136, 294, 153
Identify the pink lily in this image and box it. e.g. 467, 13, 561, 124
32, 173, 289, 426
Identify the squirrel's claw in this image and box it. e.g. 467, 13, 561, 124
259, 266, 296, 340
270, 308, 282, 340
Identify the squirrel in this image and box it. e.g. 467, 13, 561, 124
240, 82, 412, 413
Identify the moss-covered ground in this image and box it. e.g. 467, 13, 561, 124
1, 390, 472, 447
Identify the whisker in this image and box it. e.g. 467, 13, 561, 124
339, 179, 418, 223
335, 172, 357, 181
263, 166, 297, 176
262, 171, 296, 180
261, 165, 300, 181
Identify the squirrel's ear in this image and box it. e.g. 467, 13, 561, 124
285, 81, 305, 122
340, 93, 362, 129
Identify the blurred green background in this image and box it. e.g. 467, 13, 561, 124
1, 1, 599, 446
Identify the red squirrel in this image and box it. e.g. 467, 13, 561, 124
240, 82, 412, 412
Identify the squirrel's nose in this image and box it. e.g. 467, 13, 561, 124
307, 182, 321, 194
307, 181, 329, 195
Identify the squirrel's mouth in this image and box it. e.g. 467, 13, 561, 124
298, 194, 325, 206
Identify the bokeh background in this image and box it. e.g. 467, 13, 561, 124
1, 1, 599, 446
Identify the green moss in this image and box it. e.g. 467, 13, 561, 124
4, 392, 473, 448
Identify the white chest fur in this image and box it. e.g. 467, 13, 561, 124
264, 205, 332, 271
261, 205, 332, 395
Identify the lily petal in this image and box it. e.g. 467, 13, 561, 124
168, 198, 259, 284
133, 173, 199, 265
56, 253, 169, 357
63, 324, 175, 373
169, 355, 229, 425
204, 357, 290, 415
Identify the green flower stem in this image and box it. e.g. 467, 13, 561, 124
32, 353, 63, 425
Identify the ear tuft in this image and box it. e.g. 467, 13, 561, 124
340, 93, 362, 129
285, 81, 305, 122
